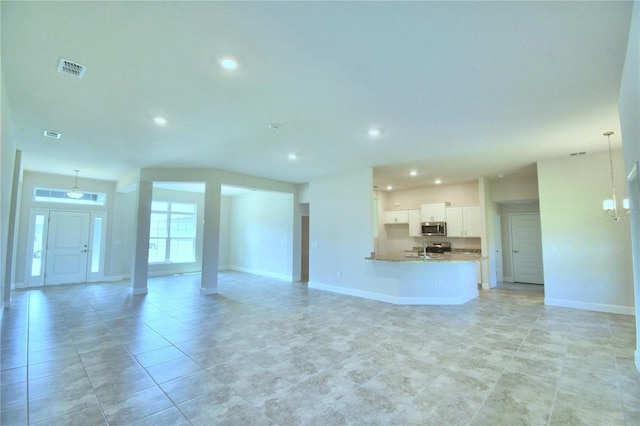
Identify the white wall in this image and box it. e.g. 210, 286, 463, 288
308, 168, 375, 292
110, 190, 136, 279
480, 178, 497, 289
1, 69, 17, 308
299, 183, 310, 204
620, 1, 639, 175
226, 190, 294, 280
538, 150, 634, 314
219, 196, 231, 269
490, 174, 539, 202
382, 181, 479, 210
617, 0, 639, 369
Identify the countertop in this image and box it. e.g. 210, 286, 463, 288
366, 253, 482, 263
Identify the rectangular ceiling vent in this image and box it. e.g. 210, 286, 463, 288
57, 58, 86, 79
43, 130, 61, 139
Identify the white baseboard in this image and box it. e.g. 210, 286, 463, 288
200, 287, 218, 295
503, 275, 514, 282
544, 297, 635, 316
130, 287, 148, 295
636, 350, 640, 372
103, 275, 125, 282
228, 266, 292, 282
308, 281, 478, 305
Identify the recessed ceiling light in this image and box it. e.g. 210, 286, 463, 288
219, 56, 238, 69
434, 179, 442, 185
409, 170, 417, 177
288, 153, 297, 160
386, 185, 393, 191
268, 123, 282, 130
498, 174, 504, 178
152, 116, 167, 126
368, 128, 381, 137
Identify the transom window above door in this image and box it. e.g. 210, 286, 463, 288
34, 188, 106, 206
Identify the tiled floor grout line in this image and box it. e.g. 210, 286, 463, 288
532, 306, 563, 426
467, 302, 521, 426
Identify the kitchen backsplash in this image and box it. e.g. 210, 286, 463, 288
375, 233, 481, 256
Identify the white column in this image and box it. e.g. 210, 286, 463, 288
3, 150, 21, 306
200, 180, 221, 295
291, 194, 302, 281
130, 179, 152, 295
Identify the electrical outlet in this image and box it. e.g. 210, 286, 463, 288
337, 271, 342, 278
598, 283, 605, 292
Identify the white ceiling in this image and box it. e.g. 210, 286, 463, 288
1, 1, 633, 191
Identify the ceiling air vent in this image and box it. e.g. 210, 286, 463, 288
57, 58, 86, 79
43, 130, 61, 139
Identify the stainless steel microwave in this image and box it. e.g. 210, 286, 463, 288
421, 222, 447, 236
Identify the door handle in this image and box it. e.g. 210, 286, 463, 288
81, 249, 88, 253
513, 250, 519, 253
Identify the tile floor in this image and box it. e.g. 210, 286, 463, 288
1, 271, 638, 425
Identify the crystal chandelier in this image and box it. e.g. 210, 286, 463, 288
602, 132, 629, 221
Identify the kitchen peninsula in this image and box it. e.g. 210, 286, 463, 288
365, 253, 480, 305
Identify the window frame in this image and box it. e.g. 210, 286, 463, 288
148, 200, 197, 264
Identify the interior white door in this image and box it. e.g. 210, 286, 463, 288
510, 213, 544, 284
45, 211, 91, 285
494, 214, 503, 283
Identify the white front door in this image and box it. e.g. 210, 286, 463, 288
45, 211, 91, 285
510, 213, 544, 284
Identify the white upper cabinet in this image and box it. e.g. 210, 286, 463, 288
420, 202, 448, 222
445, 206, 464, 236
463, 206, 482, 237
384, 210, 409, 224
445, 206, 482, 237
408, 209, 422, 237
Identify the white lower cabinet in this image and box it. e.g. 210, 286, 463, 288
445, 206, 482, 237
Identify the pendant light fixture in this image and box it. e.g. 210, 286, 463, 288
66, 169, 84, 199
602, 131, 629, 221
